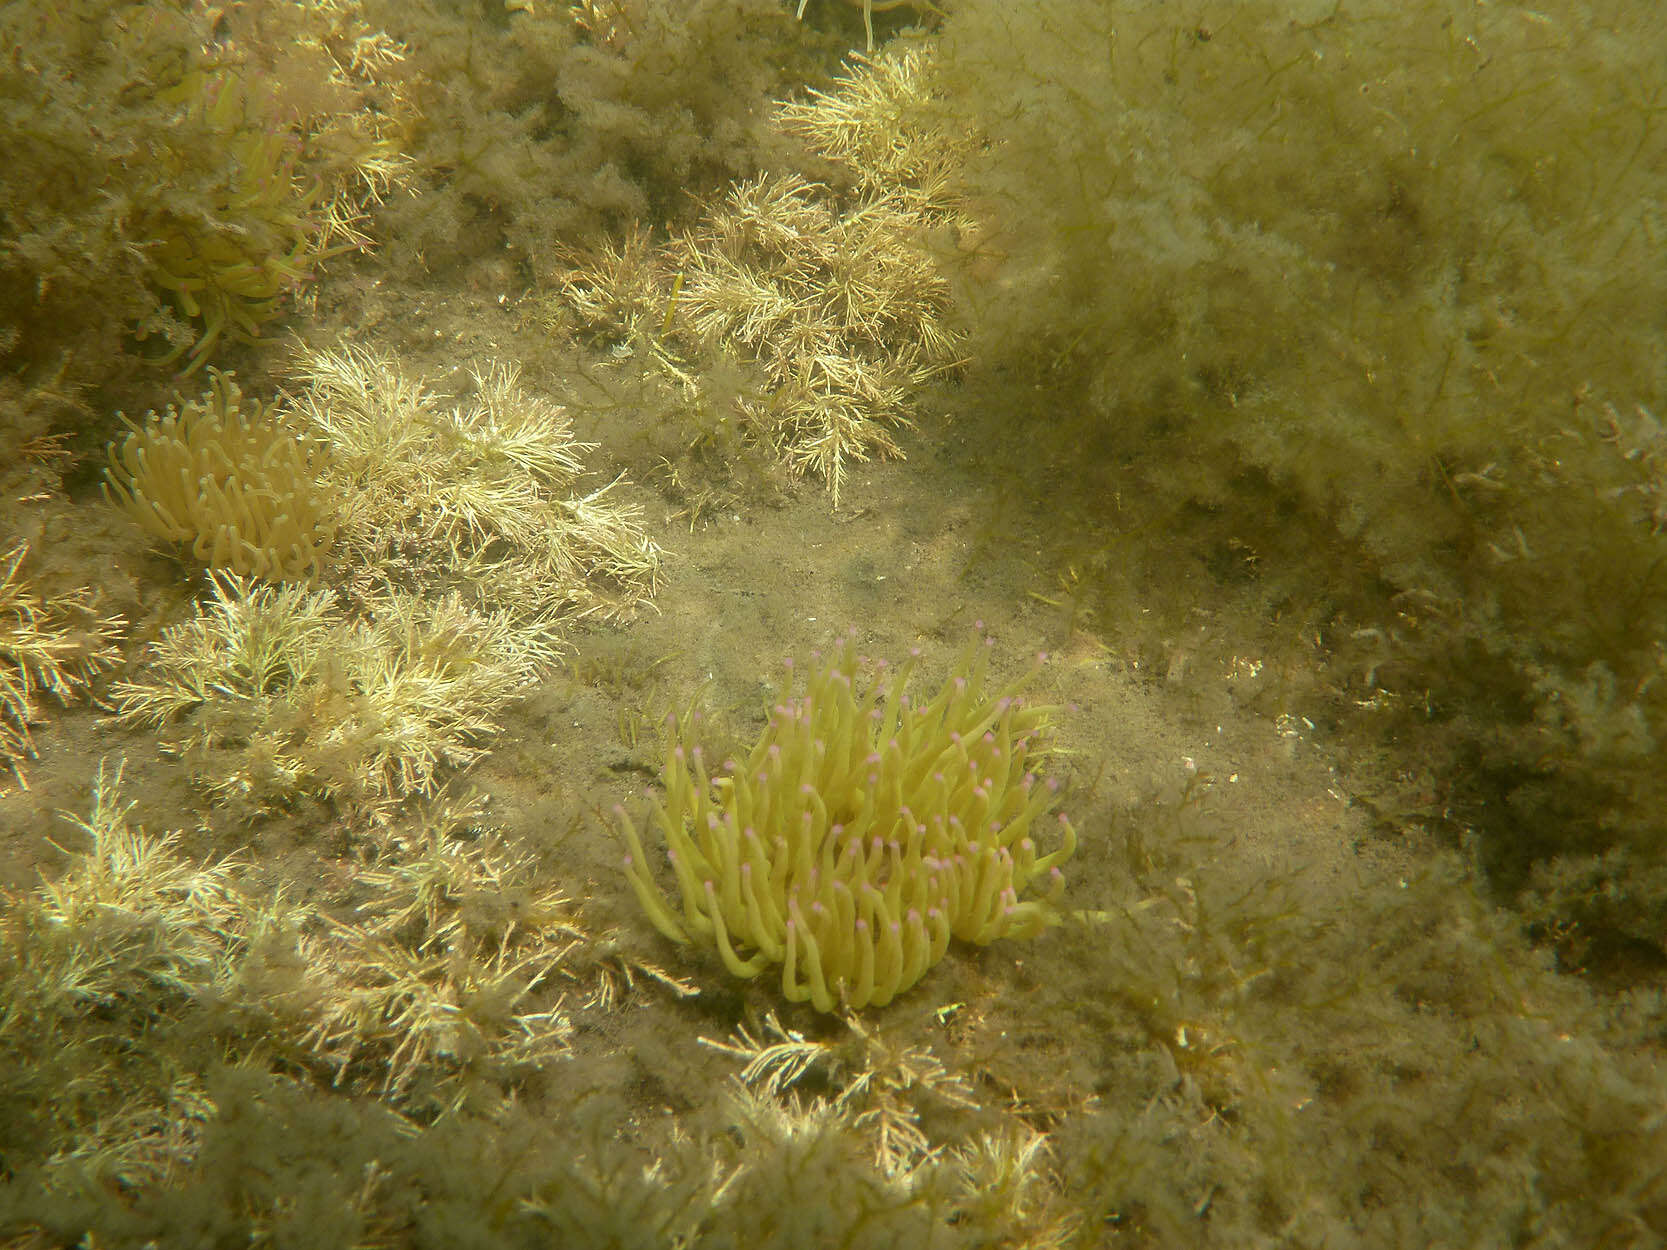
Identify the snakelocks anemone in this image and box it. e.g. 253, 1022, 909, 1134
104, 370, 336, 581
618, 630, 1075, 1012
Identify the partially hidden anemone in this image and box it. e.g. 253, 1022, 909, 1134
618, 630, 1076, 1012
104, 369, 337, 581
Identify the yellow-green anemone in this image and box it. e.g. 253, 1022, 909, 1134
618, 630, 1075, 1012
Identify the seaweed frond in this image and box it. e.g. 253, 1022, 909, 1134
288, 344, 661, 624
305, 794, 580, 1114
0, 759, 252, 1185
669, 172, 966, 504
705, 1010, 978, 1177
108, 575, 554, 815
0, 540, 123, 782
775, 45, 974, 218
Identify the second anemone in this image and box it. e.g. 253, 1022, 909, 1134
618, 631, 1076, 1012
